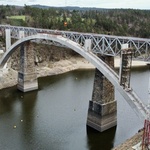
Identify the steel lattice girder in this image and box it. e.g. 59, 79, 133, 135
0, 25, 150, 60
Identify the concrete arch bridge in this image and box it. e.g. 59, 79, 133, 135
0, 27, 149, 132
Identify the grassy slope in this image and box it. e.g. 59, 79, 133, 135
7, 15, 26, 21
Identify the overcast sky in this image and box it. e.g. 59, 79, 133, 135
0, 0, 149, 9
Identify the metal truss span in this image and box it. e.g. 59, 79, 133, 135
0, 34, 148, 120
0, 25, 150, 60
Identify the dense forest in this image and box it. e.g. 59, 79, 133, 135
0, 5, 150, 38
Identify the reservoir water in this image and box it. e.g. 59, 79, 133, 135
0, 67, 149, 150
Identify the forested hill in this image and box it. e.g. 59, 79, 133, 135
31, 5, 107, 11
0, 5, 150, 38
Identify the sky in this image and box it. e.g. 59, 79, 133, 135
0, 0, 149, 10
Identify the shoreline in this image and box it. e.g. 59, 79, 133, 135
112, 130, 143, 150
36, 57, 149, 78
36, 57, 95, 78
0, 57, 95, 90
114, 56, 148, 68
0, 57, 148, 90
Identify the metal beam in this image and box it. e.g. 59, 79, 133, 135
0, 25, 150, 60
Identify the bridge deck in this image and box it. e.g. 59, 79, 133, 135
0, 25, 150, 60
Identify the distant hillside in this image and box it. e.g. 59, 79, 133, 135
31, 5, 108, 11
0, 5, 149, 38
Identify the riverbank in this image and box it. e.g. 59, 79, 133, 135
0, 57, 95, 90
36, 57, 95, 78
114, 56, 148, 68
34, 56, 148, 78
112, 129, 143, 150
0, 56, 148, 90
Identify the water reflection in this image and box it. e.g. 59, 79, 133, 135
87, 126, 116, 150
20, 91, 38, 150
0, 68, 148, 150
0, 88, 18, 114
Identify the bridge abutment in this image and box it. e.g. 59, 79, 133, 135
87, 55, 117, 132
17, 41, 38, 92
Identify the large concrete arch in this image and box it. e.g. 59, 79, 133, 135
0, 34, 147, 120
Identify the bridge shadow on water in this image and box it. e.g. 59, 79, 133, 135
86, 126, 117, 150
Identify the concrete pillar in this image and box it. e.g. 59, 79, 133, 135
17, 41, 38, 92
87, 55, 117, 132
19, 31, 25, 39
84, 39, 92, 52
5, 29, 11, 51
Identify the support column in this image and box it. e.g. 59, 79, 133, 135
5, 29, 11, 51
87, 55, 117, 132
17, 41, 38, 92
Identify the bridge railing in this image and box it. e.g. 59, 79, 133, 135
0, 25, 150, 60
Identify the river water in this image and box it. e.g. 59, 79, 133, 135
0, 67, 149, 150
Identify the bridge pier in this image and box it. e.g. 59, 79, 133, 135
87, 55, 117, 132
17, 41, 38, 92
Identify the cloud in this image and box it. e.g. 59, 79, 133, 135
28, 0, 37, 2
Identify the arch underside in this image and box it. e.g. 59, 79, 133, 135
0, 34, 147, 120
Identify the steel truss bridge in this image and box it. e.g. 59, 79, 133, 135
0, 25, 150, 60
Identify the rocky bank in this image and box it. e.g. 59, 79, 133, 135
0, 57, 95, 90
